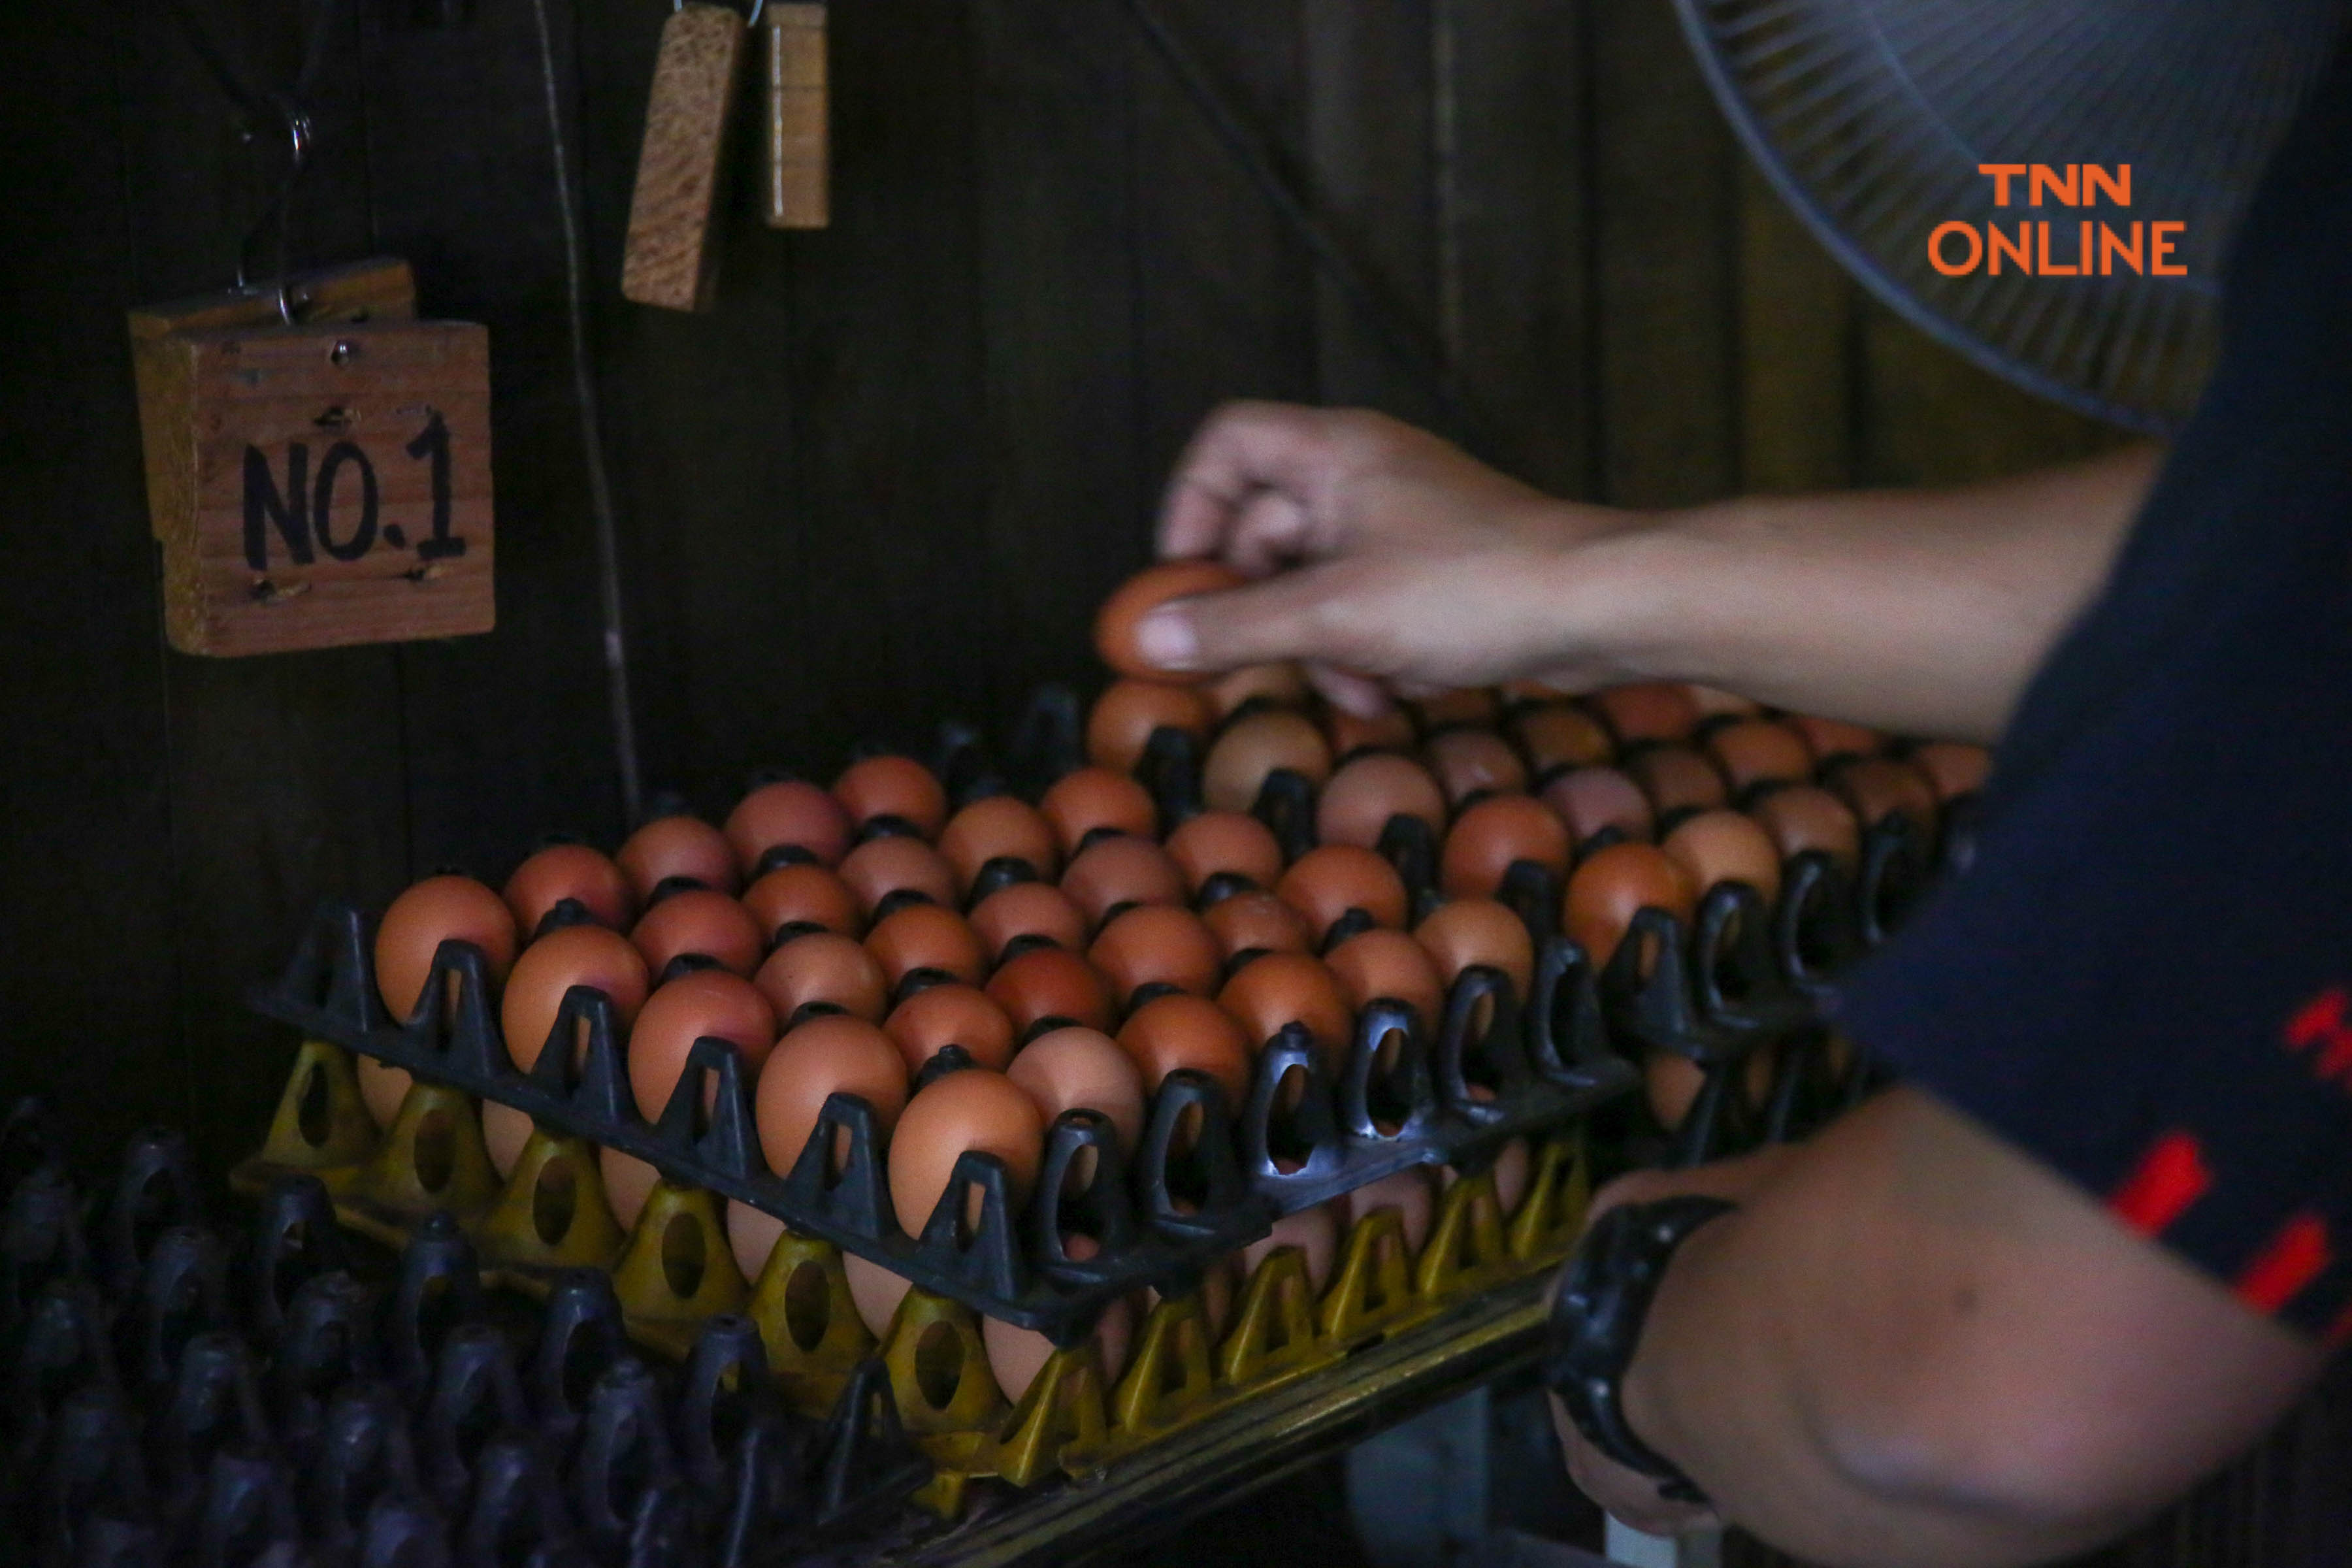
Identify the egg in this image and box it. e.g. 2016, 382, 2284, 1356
1625, 745, 1729, 817
1005, 1026, 1147, 1152
1539, 766, 1656, 845
755, 1015, 909, 1177
1218, 952, 1352, 1067
1424, 728, 1528, 806
742, 862, 864, 943
1407, 689, 1500, 733
1788, 713, 1880, 764
1512, 704, 1613, 777
629, 888, 764, 978
726, 1200, 785, 1284
1590, 683, 1699, 746
1662, 809, 1784, 908
617, 814, 739, 900
1414, 899, 1535, 996
376, 875, 519, 1022
357, 1059, 414, 1130
1117, 994, 1252, 1102
1203, 890, 1313, 962
482, 1102, 535, 1179
885, 984, 1017, 1075
1444, 1136, 1533, 1216
598, 1149, 664, 1233
938, 796, 1061, 892
842, 1253, 914, 1338
1706, 719, 1814, 795
1146, 1257, 1238, 1338
1499, 678, 1570, 706
502, 924, 651, 1073
986, 946, 1117, 1036
1089, 906, 1224, 1002
1335, 1167, 1434, 1256
1094, 560, 1247, 683
627, 968, 777, 1123
1238, 1203, 1337, 1294
724, 780, 852, 874
1646, 1052, 1707, 1132
1750, 785, 1861, 870
1315, 753, 1447, 851
968, 881, 1090, 962
1326, 930, 1445, 1034
1087, 680, 1217, 774
1061, 836, 1187, 929
1684, 684, 1760, 719
1202, 710, 1332, 814
1440, 794, 1573, 900
753, 931, 889, 1024
1561, 843, 1697, 969
1909, 742, 1992, 802
888, 1070, 1046, 1235
1163, 811, 1286, 896
1320, 704, 1417, 760
1275, 845, 1411, 941
832, 756, 949, 841
1206, 661, 1309, 717
983, 1233, 1134, 1401
1827, 756, 1939, 834
838, 836, 958, 915
1039, 767, 1159, 855
503, 843, 634, 935
866, 904, 987, 990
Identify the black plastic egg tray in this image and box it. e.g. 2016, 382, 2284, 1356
0, 1102, 932, 1568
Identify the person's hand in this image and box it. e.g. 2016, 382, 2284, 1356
1143, 402, 1656, 713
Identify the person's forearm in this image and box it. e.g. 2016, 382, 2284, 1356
1577, 446, 2160, 742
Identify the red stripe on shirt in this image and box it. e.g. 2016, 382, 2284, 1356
2234, 1213, 2333, 1315
2108, 1130, 2212, 1237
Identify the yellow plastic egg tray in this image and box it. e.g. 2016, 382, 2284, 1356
235, 1036, 1590, 1518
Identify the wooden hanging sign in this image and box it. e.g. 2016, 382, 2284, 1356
623, 2, 749, 310
127, 257, 495, 657
762, 3, 829, 230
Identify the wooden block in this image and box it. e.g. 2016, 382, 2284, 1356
623, 3, 749, 310
146, 318, 495, 657
762, 4, 829, 229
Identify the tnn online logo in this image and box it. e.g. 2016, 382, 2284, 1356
1929, 165, 2187, 278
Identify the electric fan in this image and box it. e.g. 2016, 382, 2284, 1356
1674, 0, 2351, 433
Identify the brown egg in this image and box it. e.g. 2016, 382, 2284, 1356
1320, 704, 1418, 760
986, 946, 1117, 1036
627, 968, 777, 1123
1239, 1203, 1337, 1294
1275, 845, 1411, 939
376, 875, 519, 1022
1663, 809, 1784, 907
1414, 899, 1535, 996
968, 881, 1089, 962
1039, 767, 1159, 855
1751, 785, 1861, 871
888, 1070, 1046, 1234
1562, 843, 1697, 968
617, 815, 738, 900
1828, 756, 1939, 834
1326, 930, 1445, 1034
1540, 766, 1656, 845
1086, 680, 1215, 774
753, 931, 889, 1024
1685, 684, 1760, 719
1005, 1026, 1147, 1151
1424, 728, 1528, 806
866, 904, 987, 989
482, 1102, 535, 1178
1206, 661, 1309, 717
1409, 689, 1500, 732
1164, 811, 1286, 895
724, 780, 851, 874
754, 1015, 909, 1176
1646, 1052, 1707, 1133
503, 844, 634, 935
1218, 952, 1353, 1066
630, 889, 764, 978
985, 1284, 1133, 1403
842, 1254, 913, 1339
837, 836, 958, 915
938, 796, 1061, 892
832, 755, 949, 840
1202, 710, 1332, 814
742, 863, 864, 943
1626, 745, 1729, 817
1785, 713, 1876, 766
726, 1200, 785, 1284
1117, 994, 1252, 1102
357, 1058, 416, 1131
1061, 836, 1187, 928
1203, 890, 1313, 961
1145, 1256, 1238, 1338
502, 924, 651, 1073
1315, 753, 1447, 851
1335, 1167, 1435, 1257
1513, 704, 1613, 777
1707, 719, 1814, 794
885, 984, 1016, 1075
1499, 678, 1571, 706
598, 1149, 663, 1233
1590, 683, 1700, 745
1436, 1136, 1532, 1217
1910, 742, 1992, 802
1440, 794, 1573, 900
1094, 560, 1247, 683
1090, 906, 1224, 1002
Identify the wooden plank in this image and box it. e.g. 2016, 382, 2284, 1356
1737, 160, 1857, 495
621, 3, 749, 312
762, 4, 830, 230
